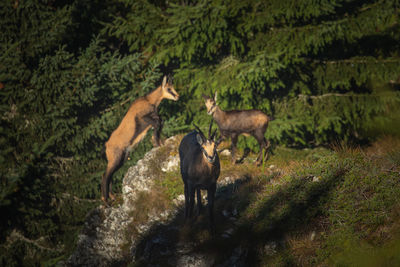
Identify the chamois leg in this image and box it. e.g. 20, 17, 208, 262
207, 184, 217, 234
152, 118, 163, 146
196, 188, 202, 216
144, 113, 163, 147
109, 180, 115, 201
101, 147, 124, 203
263, 138, 270, 162
183, 181, 189, 219
231, 133, 239, 164
254, 131, 267, 166
188, 186, 196, 219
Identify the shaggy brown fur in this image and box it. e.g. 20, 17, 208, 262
202, 93, 270, 165
179, 121, 222, 233
101, 76, 179, 203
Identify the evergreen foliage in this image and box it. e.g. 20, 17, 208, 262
106, 0, 400, 147
0, 0, 399, 264
0, 0, 161, 264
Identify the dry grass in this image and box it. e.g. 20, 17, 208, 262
124, 135, 400, 266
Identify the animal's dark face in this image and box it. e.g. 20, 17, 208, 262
196, 134, 220, 163
202, 94, 216, 115
162, 76, 179, 101
196, 134, 217, 162
195, 120, 222, 164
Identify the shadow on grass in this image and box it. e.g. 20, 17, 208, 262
129, 166, 347, 266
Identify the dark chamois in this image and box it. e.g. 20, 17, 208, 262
179, 121, 222, 233
101, 76, 179, 203
202, 92, 270, 166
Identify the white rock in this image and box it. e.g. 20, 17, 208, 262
220, 149, 231, 157
67, 136, 181, 266
264, 241, 277, 256
161, 155, 180, 172
310, 231, 316, 241
312, 176, 320, 182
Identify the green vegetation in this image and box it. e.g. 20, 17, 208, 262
106, 0, 400, 147
1, 0, 399, 265
132, 136, 400, 266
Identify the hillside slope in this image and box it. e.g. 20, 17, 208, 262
66, 136, 400, 266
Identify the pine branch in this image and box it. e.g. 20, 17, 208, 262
101, 97, 132, 114
61, 193, 99, 203
298, 93, 397, 99
258, 0, 399, 60
268, 0, 396, 33
298, 93, 350, 98
315, 58, 400, 64
6, 230, 63, 252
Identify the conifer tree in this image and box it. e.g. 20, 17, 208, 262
1, 0, 399, 264
0, 0, 161, 264
106, 0, 400, 147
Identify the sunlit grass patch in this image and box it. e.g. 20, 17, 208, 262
217, 136, 400, 266
125, 136, 400, 266
154, 170, 183, 202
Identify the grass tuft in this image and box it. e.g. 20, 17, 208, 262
124, 135, 400, 266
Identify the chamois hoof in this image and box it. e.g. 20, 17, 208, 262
152, 141, 164, 147
151, 136, 164, 147
101, 196, 111, 207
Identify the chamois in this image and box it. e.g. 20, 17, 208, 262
101, 76, 179, 203
202, 92, 270, 166
179, 121, 222, 233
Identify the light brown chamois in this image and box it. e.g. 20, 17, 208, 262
202, 92, 270, 166
101, 76, 179, 203
179, 121, 222, 233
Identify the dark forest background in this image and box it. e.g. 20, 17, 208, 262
1, 0, 399, 265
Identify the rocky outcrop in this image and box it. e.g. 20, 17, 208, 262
66, 136, 250, 266
66, 136, 181, 266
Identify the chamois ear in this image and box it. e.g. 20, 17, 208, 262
214, 91, 218, 103
167, 74, 173, 84
196, 133, 204, 145
202, 94, 209, 101
210, 129, 217, 141
215, 136, 223, 147
162, 76, 167, 89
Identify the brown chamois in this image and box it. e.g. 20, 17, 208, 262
179, 121, 222, 233
202, 92, 270, 166
101, 76, 179, 203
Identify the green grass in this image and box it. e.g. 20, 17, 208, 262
125, 135, 400, 266
239, 136, 400, 266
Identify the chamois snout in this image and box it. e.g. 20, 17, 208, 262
166, 86, 179, 101
202, 93, 216, 115
162, 76, 179, 101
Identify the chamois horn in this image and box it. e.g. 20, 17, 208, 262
167, 74, 173, 84
210, 128, 218, 141
193, 124, 206, 140
208, 120, 213, 138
